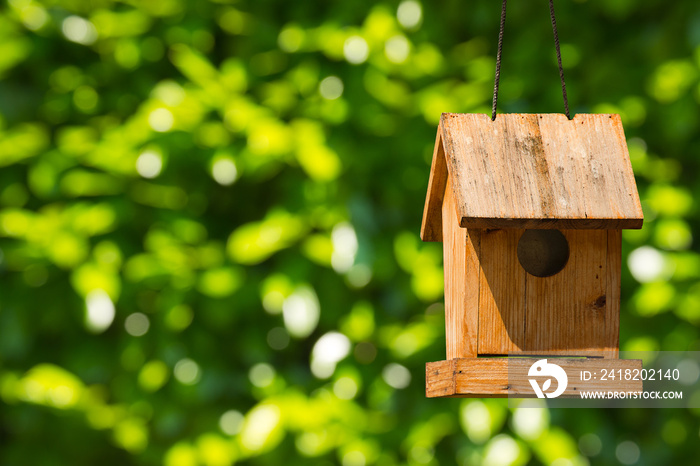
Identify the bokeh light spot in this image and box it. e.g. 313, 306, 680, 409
219, 410, 244, 436
240, 404, 282, 452
319, 76, 344, 100
385, 35, 410, 63
628, 246, 671, 283
311, 332, 351, 379
136, 150, 163, 178
62, 16, 98, 45
138, 360, 169, 392
331, 223, 358, 273
343, 36, 369, 64
125, 312, 150, 337
148, 108, 174, 132
211, 157, 238, 185
482, 435, 522, 466
85, 290, 115, 334
282, 286, 320, 338
342, 450, 366, 466
249, 363, 275, 388
174, 358, 201, 385
333, 377, 358, 400
397, 1, 422, 29
382, 363, 411, 389
616, 441, 640, 465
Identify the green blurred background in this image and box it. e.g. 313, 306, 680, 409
0, 0, 699, 464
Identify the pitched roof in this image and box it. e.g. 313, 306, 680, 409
421, 113, 643, 241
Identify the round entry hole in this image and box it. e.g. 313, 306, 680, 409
517, 230, 569, 277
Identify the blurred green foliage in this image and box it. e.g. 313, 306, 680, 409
1, 0, 700, 464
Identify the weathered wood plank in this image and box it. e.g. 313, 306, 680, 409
442, 176, 461, 360
442, 177, 478, 359
464, 228, 481, 356
477, 229, 526, 354
421, 129, 448, 241
425, 359, 455, 398
459, 217, 642, 230
605, 230, 622, 356
524, 230, 611, 356
436, 113, 643, 230
476, 229, 617, 356
426, 357, 643, 398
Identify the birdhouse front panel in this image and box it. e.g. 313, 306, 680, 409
440, 183, 621, 359
476, 228, 620, 357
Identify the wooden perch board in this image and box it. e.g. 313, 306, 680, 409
426, 357, 642, 398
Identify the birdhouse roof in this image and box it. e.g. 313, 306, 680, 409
421, 113, 643, 241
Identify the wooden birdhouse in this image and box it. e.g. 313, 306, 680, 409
422, 113, 644, 398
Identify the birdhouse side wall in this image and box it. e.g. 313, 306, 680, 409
441, 175, 479, 359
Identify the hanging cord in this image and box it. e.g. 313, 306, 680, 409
491, 0, 507, 121
490, 0, 572, 120
548, 0, 571, 119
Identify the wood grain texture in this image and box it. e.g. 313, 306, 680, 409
459, 218, 638, 230
478, 229, 526, 354
421, 128, 448, 241
605, 230, 622, 356
426, 357, 643, 398
524, 230, 612, 357
432, 113, 643, 230
464, 229, 481, 356
426, 359, 456, 398
477, 229, 618, 356
442, 177, 478, 359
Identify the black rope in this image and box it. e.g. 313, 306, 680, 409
491, 0, 507, 121
490, 0, 572, 120
548, 0, 571, 119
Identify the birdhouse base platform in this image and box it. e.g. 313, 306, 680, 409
426, 357, 643, 398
